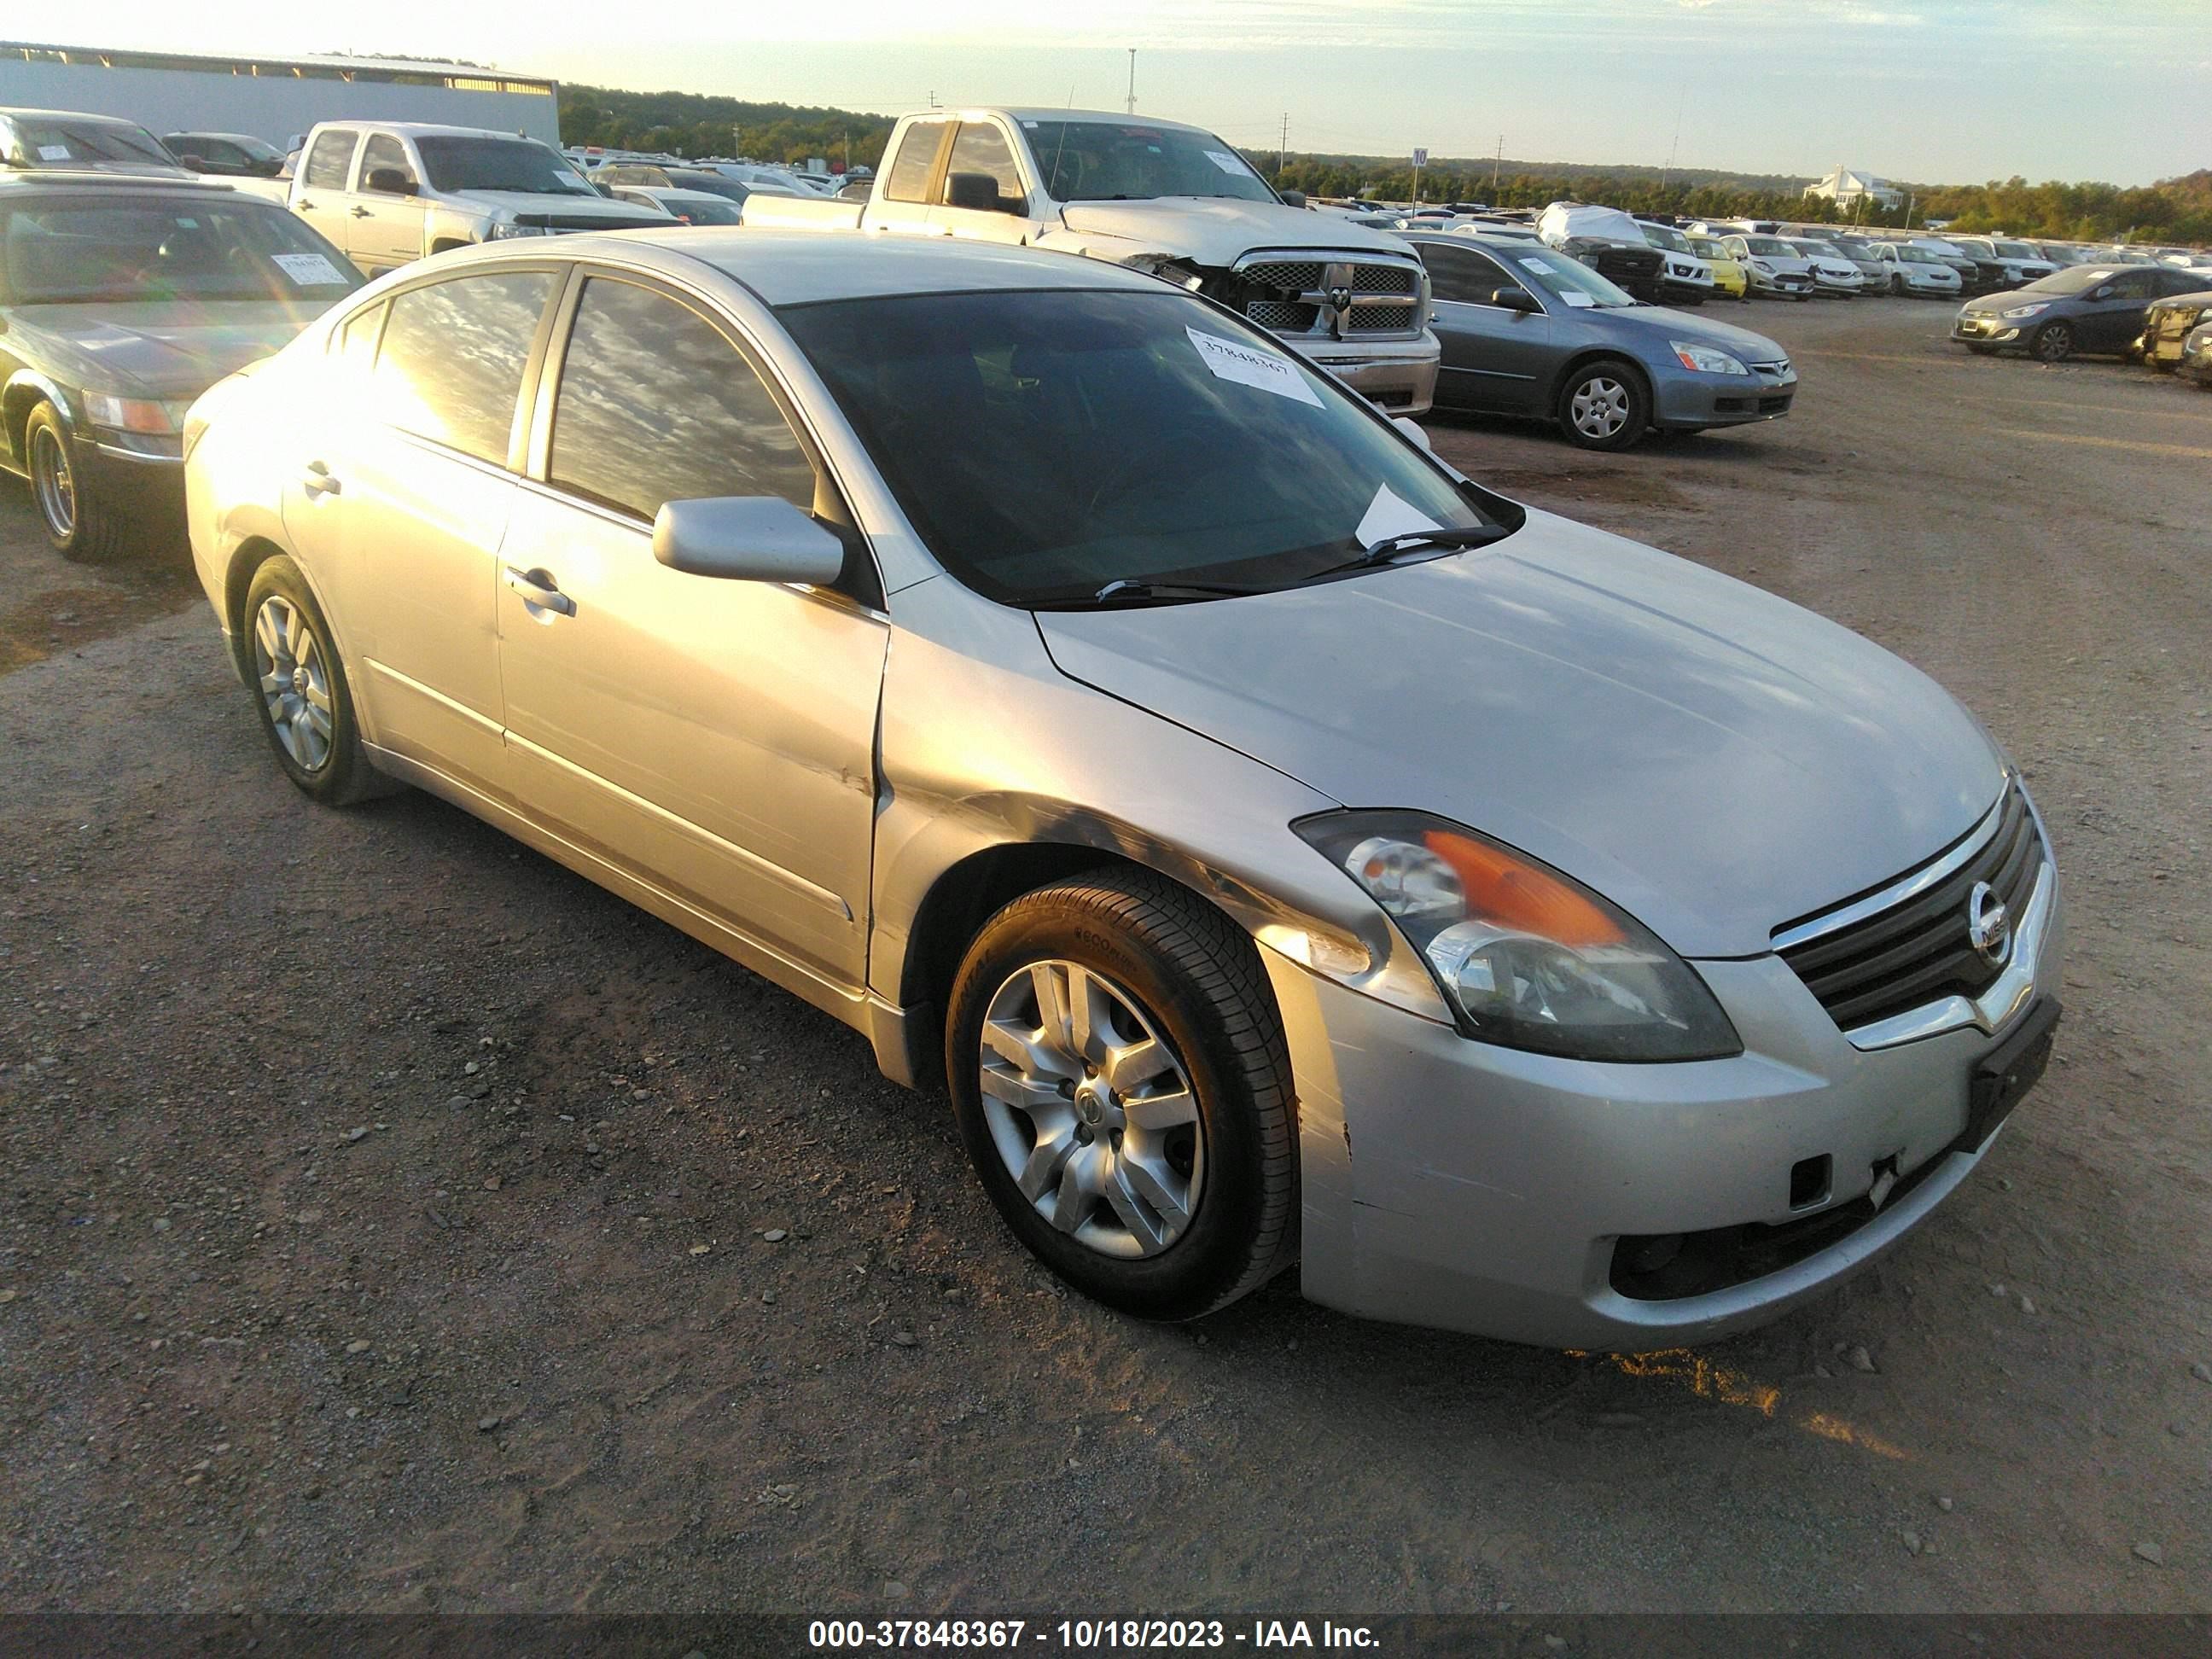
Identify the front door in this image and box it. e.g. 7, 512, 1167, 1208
496, 271, 887, 992
926, 119, 1037, 243
1415, 241, 1554, 413
292, 128, 362, 256
345, 131, 427, 274
328, 266, 560, 793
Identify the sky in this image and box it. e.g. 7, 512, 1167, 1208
49, 1, 2212, 184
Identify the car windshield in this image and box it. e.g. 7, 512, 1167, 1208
1898, 246, 1937, 263
665, 170, 750, 203
1022, 120, 1279, 204
1641, 224, 1691, 253
1688, 236, 1726, 258
9, 117, 177, 170
1787, 240, 1841, 258
416, 137, 597, 195
781, 288, 1502, 607
663, 196, 742, 224
1509, 247, 1639, 307
1831, 237, 1874, 257
2021, 265, 2121, 294
1739, 236, 1792, 256
1991, 242, 2041, 260
0, 196, 363, 306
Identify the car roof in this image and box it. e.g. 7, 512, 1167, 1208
2, 106, 158, 125
308, 121, 546, 140
986, 108, 1210, 133
1399, 230, 1556, 258
515, 228, 1172, 306
0, 170, 242, 196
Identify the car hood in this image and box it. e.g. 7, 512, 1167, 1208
450, 189, 668, 220
1965, 286, 2081, 313
1748, 253, 1818, 276
1035, 510, 2001, 958
1054, 197, 1410, 266
8, 301, 320, 398
1585, 306, 1789, 366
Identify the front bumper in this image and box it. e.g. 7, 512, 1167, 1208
1953, 313, 2029, 346
1264, 868, 2064, 1350
1295, 342, 1441, 416
1653, 369, 1797, 430
1746, 270, 1813, 297
1808, 273, 1863, 296
77, 432, 186, 524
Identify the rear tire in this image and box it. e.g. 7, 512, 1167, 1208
242, 555, 387, 806
25, 401, 127, 563
946, 870, 1296, 1321
1556, 358, 1650, 451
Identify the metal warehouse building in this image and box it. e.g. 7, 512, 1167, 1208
0, 40, 560, 148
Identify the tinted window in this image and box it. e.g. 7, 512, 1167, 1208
1417, 242, 1515, 306
1025, 120, 1276, 204
372, 271, 553, 463
884, 121, 947, 203
416, 137, 597, 196
0, 198, 361, 306
360, 134, 414, 189
943, 123, 1024, 210
302, 130, 358, 190
548, 277, 816, 520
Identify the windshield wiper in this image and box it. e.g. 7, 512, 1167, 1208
1078, 577, 1266, 605
1299, 526, 1511, 585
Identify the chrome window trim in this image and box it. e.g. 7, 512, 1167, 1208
1769, 779, 2010, 952
1842, 860, 2052, 1051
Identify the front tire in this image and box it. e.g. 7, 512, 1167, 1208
946, 870, 1296, 1321
25, 401, 127, 562
2030, 321, 2074, 363
1556, 358, 1650, 451
242, 555, 385, 805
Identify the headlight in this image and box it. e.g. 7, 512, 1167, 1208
1748, 259, 1773, 274
81, 390, 176, 434
2001, 301, 2049, 319
487, 222, 548, 240
1671, 341, 1749, 375
1295, 811, 1742, 1062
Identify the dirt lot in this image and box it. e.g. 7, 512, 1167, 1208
2, 297, 2208, 1618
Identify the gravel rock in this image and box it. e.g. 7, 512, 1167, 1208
2190, 1361, 2212, 1384
2132, 1542, 2163, 1566
891, 1330, 918, 1348
762, 1228, 788, 1243
1846, 1345, 1877, 1373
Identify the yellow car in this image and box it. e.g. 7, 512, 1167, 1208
1688, 234, 1751, 301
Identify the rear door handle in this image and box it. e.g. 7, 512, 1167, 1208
302, 460, 341, 497
504, 565, 575, 617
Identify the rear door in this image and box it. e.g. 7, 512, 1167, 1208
293, 128, 363, 253
868, 119, 950, 234
495, 268, 888, 991
1415, 242, 1552, 413
2075, 269, 2159, 351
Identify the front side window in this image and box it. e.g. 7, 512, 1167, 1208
942, 123, 1025, 211
415, 137, 597, 197
1416, 242, 1517, 306
302, 130, 358, 191
359, 135, 415, 191
549, 277, 817, 520
781, 288, 1505, 608
883, 121, 948, 203
0, 198, 361, 306
371, 271, 554, 463
1024, 119, 1275, 205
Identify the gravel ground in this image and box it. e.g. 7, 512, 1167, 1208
0, 297, 2207, 1616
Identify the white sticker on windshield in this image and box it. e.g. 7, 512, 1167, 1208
1354, 486, 1441, 549
271, 253, 346, 286
1518, 257, 1551, 272
1185, 328, 1324, 407
38, 144, 71, 161
1203, 149, 1251, 176
1560, 291, 1597, 307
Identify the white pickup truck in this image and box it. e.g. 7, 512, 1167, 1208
288, 122, 671, 275
744, 108, 1440, 413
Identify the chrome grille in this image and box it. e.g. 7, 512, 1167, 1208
1246, 300, 1320, 330
1352, 265, 1416, 295
1351, 301, 1416, 330
1776, 783, 2044, 1034
1241, 261, 1324, 294
1233, 251, 1429, 341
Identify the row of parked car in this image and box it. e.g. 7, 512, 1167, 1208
1949, 257, 2212, 379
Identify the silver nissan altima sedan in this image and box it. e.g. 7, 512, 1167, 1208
183, 230, 2063, 1348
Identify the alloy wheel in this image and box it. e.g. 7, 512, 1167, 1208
253, 595, 335, 772
976, 959, 1203, 1259
29, 424, 75, 540
1569, 376, 1631, 440
2032, 323, 2073, 363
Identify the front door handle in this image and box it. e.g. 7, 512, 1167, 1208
350, 205, 373, 218
504, 565, 575, 617
302, 460, 341, 497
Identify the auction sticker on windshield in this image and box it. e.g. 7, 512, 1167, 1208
1204, 150, 1253, 175
1185, 328, 1324, 406
271, 253, 346, 287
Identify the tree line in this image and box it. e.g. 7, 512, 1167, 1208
559, 84, 896, 170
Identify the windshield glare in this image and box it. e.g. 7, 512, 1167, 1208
2023, 266, 2119, 294
781, 289, 1496, 606
1509, 247, 1638, 307
416, 137, 597, 196
0, 199, 363, 306
1641, 224, 1690, 253
1022, 120, 1278, 205
11, 118, 176, 169
1740, 236, 1791, 255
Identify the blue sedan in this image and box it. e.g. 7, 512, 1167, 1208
1403, 232, 1799, 451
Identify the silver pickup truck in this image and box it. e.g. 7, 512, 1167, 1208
744, 108, 1440, 414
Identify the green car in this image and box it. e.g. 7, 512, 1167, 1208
0, 170, 361, 560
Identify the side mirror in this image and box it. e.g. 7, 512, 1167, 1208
365, 166, 415, 195
1279, 189, 1308, 209
1490, 287, 1540, 313
175, 151, 208, 170
945, 171, 1007, 212
651, 497, 847, 586
2089, 286, 2114, 301
1392, 415, 1433, 452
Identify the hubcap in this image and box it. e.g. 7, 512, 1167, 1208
2035, 325, 2069, 361
977, 959, 1203, 1259
252, 596, 335, 771
30, 426, 75, 539
1569, 377, 1630, 439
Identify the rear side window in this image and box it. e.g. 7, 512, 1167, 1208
882, 121, 947, 203
547, 276, 817, 519
942, 123, 1024, 209
372, 271, 554, 464
302, 130, 358, 190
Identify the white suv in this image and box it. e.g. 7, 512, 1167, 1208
288, 123, 669, 274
